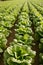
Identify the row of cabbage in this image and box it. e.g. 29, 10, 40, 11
4, 3, 36, 65
29, 2, 43, 65
30, 2, 43, 16
0, 1, 24, 53
28, 2, 43, 65
29, 0, 43, 7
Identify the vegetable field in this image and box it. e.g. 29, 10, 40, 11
0, 0, 43, 65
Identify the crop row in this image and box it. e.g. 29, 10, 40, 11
31, 2, 43, 16
28, 2, 43, 65
0, 1, 24, 53
4, 3, 36, 65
